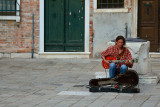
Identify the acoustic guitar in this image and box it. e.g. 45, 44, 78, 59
102, 56, 138, 69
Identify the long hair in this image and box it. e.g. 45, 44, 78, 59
115, 35, 126, 45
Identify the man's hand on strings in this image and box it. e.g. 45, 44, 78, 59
104, 60, 111, 65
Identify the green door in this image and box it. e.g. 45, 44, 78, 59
44, 0, 84, 52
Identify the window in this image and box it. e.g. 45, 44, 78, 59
97, 0, 124, 9
0, 0, 20, 16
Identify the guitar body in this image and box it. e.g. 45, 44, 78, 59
102, 56, 116, 69
102, 56, 138, 69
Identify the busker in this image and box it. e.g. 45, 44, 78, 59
101, 35, 133, 78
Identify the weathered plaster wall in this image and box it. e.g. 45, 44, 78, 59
93, 12, 132, 58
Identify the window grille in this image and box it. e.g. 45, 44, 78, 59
0, 0, 20, 16
97, 0, 124, 9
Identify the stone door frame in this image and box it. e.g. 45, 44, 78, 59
39, 0, 90, 58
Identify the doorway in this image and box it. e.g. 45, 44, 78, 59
44, 0, 85, 52
138, 0, 159, 52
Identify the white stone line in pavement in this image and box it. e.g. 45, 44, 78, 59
95, 71, 109, 78
57, 91, 92, 96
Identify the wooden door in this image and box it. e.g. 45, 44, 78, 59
44, 0, 84, 52
44, 0, 64, 52
138, 0, 159, 52
65, 0, 85, 51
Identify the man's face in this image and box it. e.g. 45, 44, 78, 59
116, 39, 124, 48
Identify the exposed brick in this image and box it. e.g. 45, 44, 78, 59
89, 0, 93, 58
0, 0, 39, 53
0, 0, 94, 58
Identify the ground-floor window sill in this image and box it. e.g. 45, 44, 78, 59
39, 52, 90, 55
0, 16, 20, 22
94, 8, 129, 13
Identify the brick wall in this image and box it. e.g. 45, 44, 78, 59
0, 0, 93, 58
89, 0, 93, 58
0, 0, 39, 54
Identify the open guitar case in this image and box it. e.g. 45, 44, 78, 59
89, 70, 140, 93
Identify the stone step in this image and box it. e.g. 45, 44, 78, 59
149, 52, 160, 58
139, 74, 159, 84
94, 72, 159, 84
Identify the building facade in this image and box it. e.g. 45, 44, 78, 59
0, 0, 159, 58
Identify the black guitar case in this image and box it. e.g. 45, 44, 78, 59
89, 70, 140, 93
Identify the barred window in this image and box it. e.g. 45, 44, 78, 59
97, 0, 124, 9
0, 0, 17, 16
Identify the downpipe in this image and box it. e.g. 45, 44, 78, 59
31, 13, 34, 59
125, 23, 128, 38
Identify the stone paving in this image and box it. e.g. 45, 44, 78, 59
0, 58, 160, 107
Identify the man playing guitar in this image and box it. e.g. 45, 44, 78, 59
101, 36, 133, 78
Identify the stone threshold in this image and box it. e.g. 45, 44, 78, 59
0, 52, 91, 59
149, 52, 160, 58
0, 53, 39, 58
139, 74, 159, 84
39, 52, 91, 58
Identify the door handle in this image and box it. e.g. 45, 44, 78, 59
69, 12, 72, 15
146, 34, 148, 38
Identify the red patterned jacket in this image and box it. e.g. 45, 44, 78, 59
101, 45, 133, 69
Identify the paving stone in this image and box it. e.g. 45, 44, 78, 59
116, 93, 134, 100
156, 103, 160, 107
71, 100, 93, 107
80, 96, 99, 101
121, 100, 145, 107
1, 95, 26, 105
87, 98, 114, 107
132, 94, 150, 101
0, 100, 17, 107
51, 95, 69, 100
151, 88, 160, 95
107, 99, 129, 106
148, 95, 160, 101
141, 102, 158, 107
33, 89, 58, 97
65, 95, 84, 101
54, 100, 78, 107
0, 58, 160, 107
34, 99, 61, 107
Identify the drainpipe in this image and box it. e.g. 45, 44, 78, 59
125, 23, 128, 38
31, 13, 34, 59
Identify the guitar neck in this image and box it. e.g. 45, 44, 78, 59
111, 60, 126, 63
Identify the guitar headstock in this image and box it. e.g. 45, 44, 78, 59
131, 58, 138, 63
